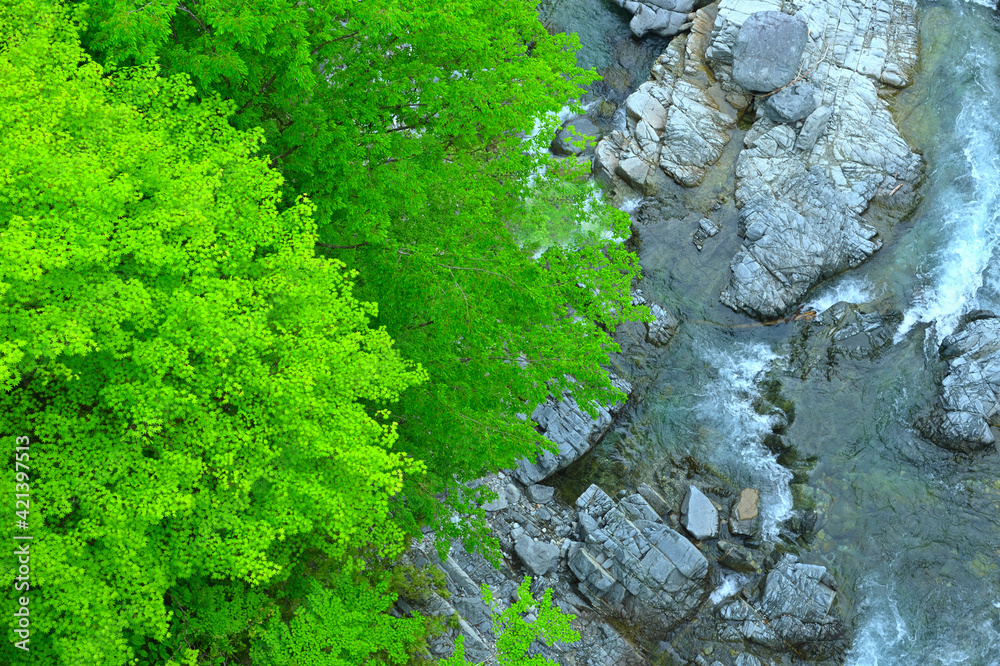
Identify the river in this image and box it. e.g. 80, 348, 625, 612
548, 0, 1000, 663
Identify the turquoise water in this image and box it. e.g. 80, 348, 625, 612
551, 0, 1000, 662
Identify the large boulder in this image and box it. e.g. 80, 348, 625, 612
569, 484, 709, 634
514, 534, 561, 576
732, 11, 808, 92
511, 375, 632, 485
609, 0, 694, 39
919, 311, 1000, 451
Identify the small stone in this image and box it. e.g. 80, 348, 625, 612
730, 488, 759, 536
795, 105, 833, 152
681, 485, 719, 540
764, 82, 819, 124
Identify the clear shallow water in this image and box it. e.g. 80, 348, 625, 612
550, 0, 1000, 662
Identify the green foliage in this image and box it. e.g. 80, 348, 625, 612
441, 577, 580, 666
0, 2, 424, 664
72, 0, 648, 529
249, 571, 426, 666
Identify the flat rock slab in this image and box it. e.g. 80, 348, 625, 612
732, 11, 808, 92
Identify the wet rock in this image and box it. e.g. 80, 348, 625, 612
551, 116, 602, 156
646, 302, 680, 346
717, 555, 845, 658
515, 534, 561, 576
512, 374, 632, 485
763, 82, 819, 123
610, 0, 693, 39
730, 488, 760, 536
681, 485, 719, 540
693, 217, 722, 250
717, 541, 761, 573
526, 484, 555, 504
921, 312, 1000, 452
732, 11, 808, 92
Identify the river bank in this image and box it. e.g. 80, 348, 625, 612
400, 0, 1000, 663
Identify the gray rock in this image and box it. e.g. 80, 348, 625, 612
698, 217, 721, 236
735, 654, 763, 666
921, 312, 1000, 452
482, 492, 508, 512
620, 494, 660, 522
710, 0, 921, 320
526, 484, 555, 504
680, 485, 719, 540
717, 555, 844, 655
568, 485, 708, 634
551, 116, 602, 156
514, 534, 560, 576
593, 18, 735, 192
512, 374, 632, 485
764, 82, 819, 123
794, 104, 833, 152
717, 541, 761, 573
628, 4, 688, 39
732, 11, 808, 92
637, 482, 671, 517
646, 302, 679, 346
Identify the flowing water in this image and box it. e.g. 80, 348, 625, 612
548, 0, 1000, 662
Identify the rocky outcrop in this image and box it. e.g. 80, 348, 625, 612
571, 484, 710, 632
714, 0, 922, 319
920, 311, 1000, 452
717, 554, 846, 658
511, 374, 633, 485
611, 0, 695, 39
596, 0, 922, 321
593, 8, 737, 192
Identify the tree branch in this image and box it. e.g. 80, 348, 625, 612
235, 73, 279, 115
268, 145, 300, 169
311, 31, 360, 55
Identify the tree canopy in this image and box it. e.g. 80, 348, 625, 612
0, 2, 426, 663
74, 0, 645, 533
1, 0, 645, 663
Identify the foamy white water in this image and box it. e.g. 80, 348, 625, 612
709, 572, 750, 605
805, 276, 878, 314
847, 576, 1000, 666
896, 40, 1000, 343
696, 343, 793, 540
